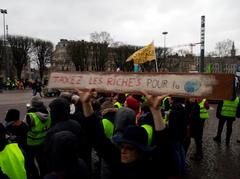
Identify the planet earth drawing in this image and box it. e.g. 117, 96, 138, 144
184, 80, 201, 93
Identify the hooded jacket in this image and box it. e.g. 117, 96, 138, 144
26, 112, 51, 146
45, 98, 91, 169
44, 131, 90, 179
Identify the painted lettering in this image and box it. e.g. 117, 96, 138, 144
52, 76, 60, 83
122, 78, 129, 87
136, 78, 142, 86
128, 78, 135, 87
146, 79, 168, 89
89, 77, 104, 85
75, 75, 83, 84
107, 77, 114, 86
69, 76, 75, 84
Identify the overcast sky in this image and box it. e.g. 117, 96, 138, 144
1, 0, 240, 55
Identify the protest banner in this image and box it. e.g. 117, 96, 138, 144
48, 72, 235, 100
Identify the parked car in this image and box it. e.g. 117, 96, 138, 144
43, 87, 61, 97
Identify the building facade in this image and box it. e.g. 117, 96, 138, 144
51, 39, 74, 72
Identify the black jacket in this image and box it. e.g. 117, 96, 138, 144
44, 131, 90, 179
85, 114, 168, 179
46, 98, 92, 171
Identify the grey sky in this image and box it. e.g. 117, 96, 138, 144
1, 0, 240, 55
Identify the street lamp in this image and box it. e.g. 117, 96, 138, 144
0, 9, 7, 41
162, 31, 168, 60
0, 9, 8, 78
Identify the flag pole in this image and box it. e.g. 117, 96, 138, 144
155, 58, 159, 72
152, 40, 158, 72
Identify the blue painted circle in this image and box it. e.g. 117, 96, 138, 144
184, 80, 201, 93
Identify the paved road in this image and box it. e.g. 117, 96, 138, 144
184, 106, 240, 179
0, 89, 53, 122
0, 90, 240, 179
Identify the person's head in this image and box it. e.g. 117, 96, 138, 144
5, 109, 20, 122
30, 96, 44, 108
49, 98, 70, 123
117, 93, 127, 104
140, 102, 151, 114
113, 125, 152, 164
114, 107, 136, 137
100, 100, 118, 115
125, 95, 140, 113
49, 131, 79, 168
59, 92, 73, 103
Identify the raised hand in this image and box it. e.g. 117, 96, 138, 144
141, 91, 169, 110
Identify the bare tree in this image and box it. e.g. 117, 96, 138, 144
66, 40, 88, 71
207, 51, 217, 57
111, 41, 124, 47
215, 39, 233, 57
113, 45, 137, 72
90, 31, 113, 44
177, 49, 190, 57
89, 31, 115, 71
88, 42, 109, 71
32, 39, 53, 81
7, 35, 33, 79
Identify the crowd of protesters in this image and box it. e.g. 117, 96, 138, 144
1, 78, 36, 90
0, 89, 240, 179
0, 78, 48, 91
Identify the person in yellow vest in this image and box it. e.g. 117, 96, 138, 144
213, 96, 240, 146
24, 96, 50, 178
160, 96, 172, 125
0, 123, 27, 179
100, 100, 118, 138
113, 93, 126, 109
137, 110, 154, 146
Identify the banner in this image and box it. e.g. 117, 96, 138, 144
48, 72, 235, 100
126, 42, 156, 64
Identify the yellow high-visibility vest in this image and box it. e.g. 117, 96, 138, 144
27, 112, 51, 146
221, 97, 239, 117
198, 99, 209, 119
0, 143, 27, 179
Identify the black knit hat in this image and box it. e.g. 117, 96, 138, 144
49, 98, 70, 122
113, 125, 154, 152
5, 109, 20, 122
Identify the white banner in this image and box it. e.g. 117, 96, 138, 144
48, 72, 234, 99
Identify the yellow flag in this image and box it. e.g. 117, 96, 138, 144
126, 42, 156, 64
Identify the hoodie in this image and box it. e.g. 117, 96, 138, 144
46, 97, 92, 170
44, 131, 90, 179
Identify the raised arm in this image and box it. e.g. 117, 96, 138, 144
75, 89, 94, 117
141, 91, 168, 131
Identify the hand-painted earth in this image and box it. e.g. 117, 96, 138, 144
184, 80, 201, 93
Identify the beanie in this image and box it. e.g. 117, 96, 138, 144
125, 96, 140, 112
5, 109, 20, 122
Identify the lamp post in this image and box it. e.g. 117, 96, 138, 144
0, 9, 8, 78
162, 31, 168, 60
